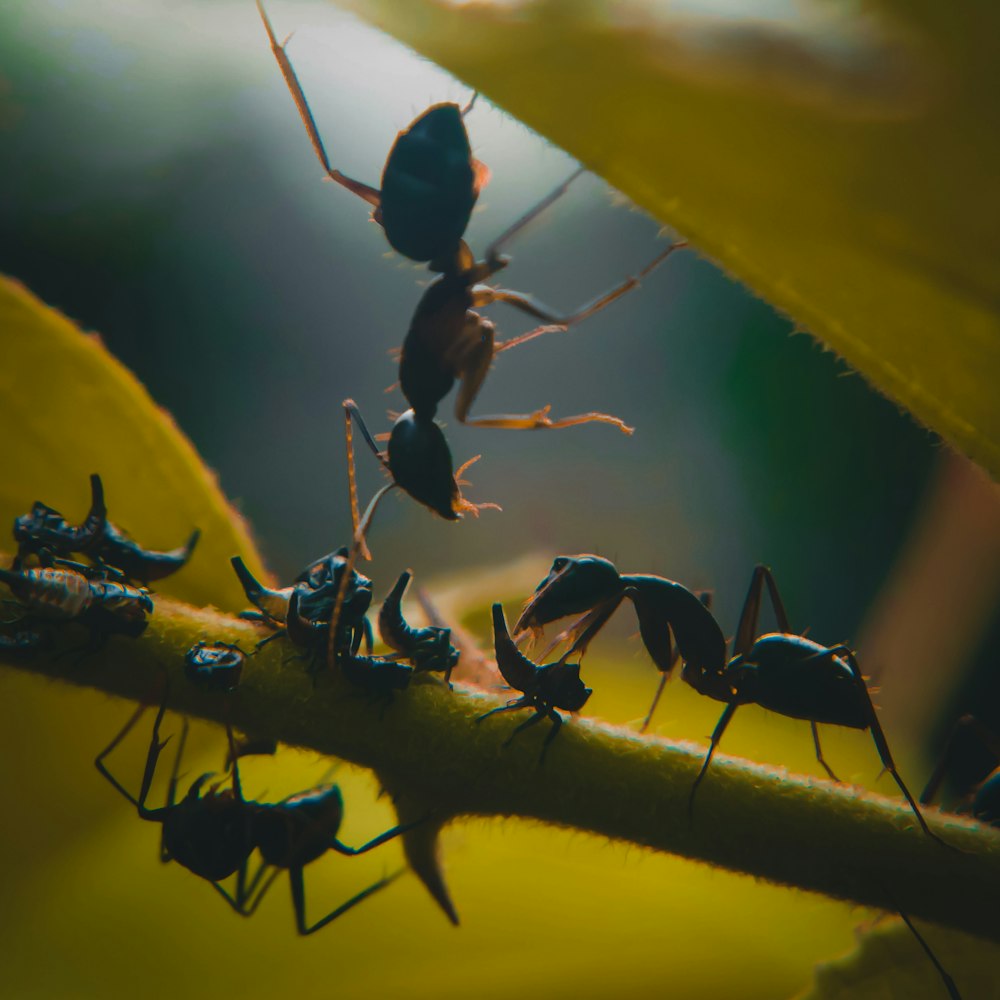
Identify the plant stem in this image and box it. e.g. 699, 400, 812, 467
6, 595, 1000, 940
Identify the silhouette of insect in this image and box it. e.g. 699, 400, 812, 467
514, 555, 723, 732
921, 714, 1000, 827
95, 691, 413, 934
378, 570, 459, 683
13, 473, 106, 564
0, 561, 152, 648
476, 603, 591, 764
0, 628, 45, 653
682, 564, 944, 845
258, 0, 488, 271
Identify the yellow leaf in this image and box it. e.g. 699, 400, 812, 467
0, 275, 269, 611
334, 0, 1000, 477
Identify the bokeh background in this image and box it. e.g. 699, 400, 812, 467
2, 1, 999, 997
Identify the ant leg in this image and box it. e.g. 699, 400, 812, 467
327, 483, 396, 670
502, 709, 546, 749
332, 816, 424, 856
460, 91, 478, 117
343, 400, 374, 562
94, 686, 171, 821
689, 703, 739, 818
290, 866, 404, 936
810, 722, 842, 782
894, 907, 962, 1000
831, 645, 950, 847
481, 166, 586, 275
539, 709, 564, 766
734, 565, 771, 657
159, 716, 190, 862
476, 698, 530, 725
921, 714, 997, 806
480, 240, 687, 327
256, 2, 381, 208
641, 667, 673, 735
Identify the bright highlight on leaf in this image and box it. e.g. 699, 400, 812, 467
334, 0, 1000, 478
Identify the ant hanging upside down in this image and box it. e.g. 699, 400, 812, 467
95, 688, 416, 934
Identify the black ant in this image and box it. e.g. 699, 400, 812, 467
378, 570, 460, 683
258, 0, 488, 271
95, 691, 414, 934
476, 603, 591, 764
683, 565, 944, 848
921, 714, 1000, 826
13, 473, 199, 585
514, 555, 724, 732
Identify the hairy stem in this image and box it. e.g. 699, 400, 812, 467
6, 595, 1000, 940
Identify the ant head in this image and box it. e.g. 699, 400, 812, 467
381, 103, 479, 266
537, 661, 592, 713
388, 411, 463, 521
516, 555, 622, 631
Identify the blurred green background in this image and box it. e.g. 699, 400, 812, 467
1, 1, 998, 997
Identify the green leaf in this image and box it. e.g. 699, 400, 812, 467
0, 275, 269, 611
333, 0, 1000, 477
801, 919, 1000, 1000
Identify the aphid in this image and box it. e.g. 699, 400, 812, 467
0, 562, 153, 644
683, 565, 943, 846
12, 473, 106, 563
514, 555, 724, 732
184, 641, 248, 694
378, 570, 459, 683
476, 603, 591, 764
257, 0, 488, 271
95, 694, 411, 933
921, 714, 1000, 827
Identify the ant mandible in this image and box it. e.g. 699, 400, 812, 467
683, 565, 945, 847
514, 555, 724, 732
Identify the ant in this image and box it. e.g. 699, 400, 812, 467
95, 689, 414, 934
378, 570, 460, 683
921, 714, 1000, 827
514, 555, 724, 732
683, 565, 944, 848
258, 0, 488, 271
476, 603, 591, 764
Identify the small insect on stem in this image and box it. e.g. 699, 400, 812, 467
476, 604, 592, 766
